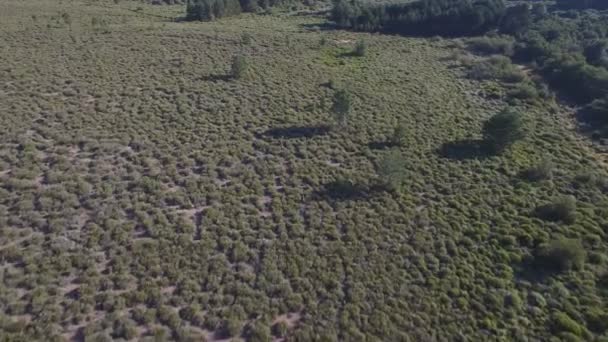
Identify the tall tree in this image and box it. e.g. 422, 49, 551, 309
482, 109, 525, 153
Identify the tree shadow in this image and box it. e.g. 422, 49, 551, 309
259, 125, 331, 139
312, 179, 389, 202
201, 74, 232, 82
338, 51, 360, 58
513, 257, 557, 284
438, 139, 490, 160
368, 141, 398, 150
312, 179, 371, 201
575, 106, 608, 140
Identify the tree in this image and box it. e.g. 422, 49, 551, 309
390, 122, 407, 146
353, 39, 366, 56
482, 109, 525, 153
536, 196, 577, 224
231, 54, 249, 80
500, 4, 531, 36
536, 238, 586, 272
376, 149, 406, 192
245, 322, 272, 342
331, 89, 351, 127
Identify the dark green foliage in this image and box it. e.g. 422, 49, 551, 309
522, 158, 553, 182
555, 0, 608, 10
536, 196, 577, 224
331, 0, 506, 36
185, 0, 285, 20
376, 149, 406, 192
231, 54, 249, 79
185, 0, 242, 21
272, 321, 288, 337
467, 56, 525, 83
331, 89, 351, 126
581, 96, 608, 126
353, 39, 366, 56
585, 308, 608, 333
466, 36, 514, 56
220, 317, 242, 338
499, 4, 531, 36
537, 238, 586, 272
585, 40, 608, 68
482, 109, 525, 153
552, 312, 585, 336
390, 122, 407, 146
245, 322, 272, 342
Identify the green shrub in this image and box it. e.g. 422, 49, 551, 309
272, 321, 288, 337
552, 312, 584, 336
390, 122, 407, 147
353, 39, 366, 57
507, 82, 539, 101
331, 89, 351, 127
467, 36, 514, 56
231, 54, 249, 80
522, 158, 553, 181
468, 56, 525, 83
376, 149, 406, 192
585, 308, 608, 333
536, 196, 577, 224
482, 109, 526, 153
537, 238, 586, 272
245, 321, 272, 342
186, 0, 242, 21
220, 317, 241, 338
241, 32, 253, 45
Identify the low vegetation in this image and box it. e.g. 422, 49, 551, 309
0, 0, 607, 341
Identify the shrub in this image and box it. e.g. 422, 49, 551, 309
186, 0, 242, 21
482, 109, 526, 153
331, 89, 351, 127
245, 322, 272, 342
537, 238, 586, 272
468, 56, 525, 83
552, 312, 584, 336
272, 321, 288, 337
522, 158, 553, 181
220, 317, 242, 338
586, 308, 608, 333
241, 32, 253, 45
535, 196, 577, 224
466, 36, 514, 56
353, 39, 366, 56
390, 122, 407, 146
231, 54, 249, 80
507, 82, 539, 101
376, 149, 406, 192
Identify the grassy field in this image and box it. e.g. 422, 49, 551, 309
1, 0, 607, 341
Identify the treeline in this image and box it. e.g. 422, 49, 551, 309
185, 0, 285, 20
555, 0, 608, 10
513, 12, 608, 130
330, 0, 534, 36
329, 0, 608, 133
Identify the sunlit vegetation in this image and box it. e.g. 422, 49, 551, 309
0, 0, 607, 341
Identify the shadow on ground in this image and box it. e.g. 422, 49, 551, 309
438, 139, 490, 160
201, 74, 232, 82
312, 179, 389, 201
259, 125, 331, 139
368, 141, 399, 150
